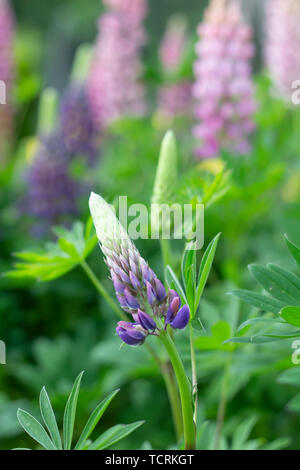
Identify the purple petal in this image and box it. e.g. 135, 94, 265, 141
129, 271, 141, 289
137, 309, 157, 331
124, 288, 140, 309
116, 293, 127, 308
170, 305, 190, 330
146, 281, 156, 305
166, 296, 181, 324
116, 325, 145, 346
111, 272, 125, 293
154, 279, 166, 301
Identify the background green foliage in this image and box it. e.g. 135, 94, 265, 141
0, 0, 300, 450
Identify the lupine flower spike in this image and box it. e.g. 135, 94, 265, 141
88, 0, 147, 129
265, 0, 300, 101
157, 15, 193, 119
193, 0, 256, 158
89, 192, 190, 346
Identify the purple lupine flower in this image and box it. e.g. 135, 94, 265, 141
89, 192, 190, 346
193, 0, 256, 159
0, 0, 15, 160
116, 321, 146, 346
157, 16, 193, 119
60, 85, 98, 165
265, 0, 300, 100
87, 0, 147, 129
27, 134, 78, 234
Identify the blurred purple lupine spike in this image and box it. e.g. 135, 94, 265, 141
60, 85, 98, 164
265, 0, 300, 101
193, 0, 256, 158
89, 192, 190, 347
87, 0, 147, 130
27, 134, 79, 235
0, 0, 15, 161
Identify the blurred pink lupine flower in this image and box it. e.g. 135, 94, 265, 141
193, 0, 256, 159
87, 0, 147, 129
157, 16, 193, 119
0, 0, 15, 159
265, 0, 300, 100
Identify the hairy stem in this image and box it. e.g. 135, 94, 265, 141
160, 329, 196, 450
80, 260, 128, 321
189, 324, 198, 423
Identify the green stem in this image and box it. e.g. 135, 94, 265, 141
145, 343, 183, 441
214, 359, 231, 450
160, 238, 172, 271
80, 260, 128, 321
81, 260, 183, 440
159, 329, 196, 450
189, 324, 198, 423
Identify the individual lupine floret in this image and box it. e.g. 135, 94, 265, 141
265, 0, 300, 100
89, 192, 190, 346
193, 0, 256, 158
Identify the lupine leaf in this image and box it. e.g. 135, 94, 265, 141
280, 306, 300, 327
17, 409, 56, 450
285, 234, 300, 269
88, 421, 144, 450
75, 389, 120, 450
237, 317, 283, 332
230, 289, 285, 314
4, 219, 97, 282
249, 264, 300, 305
63, 371, 84, 450
278, 367, 300, 386
165, 265, 187, 304
39, 387, 62, 450
194, 233, 221, 315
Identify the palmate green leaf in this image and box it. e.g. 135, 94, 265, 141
230, 289, 285, 314
194, 233, 221, 316
195, 321, 231, 350
75, 389, 120, 450
285, 234, 300, 269
63, 371, 84, 450
280, 306, 300, 327
39, 387, 62, 450
17, 409, 56, 450
249, 264, 300, 306
278, 367, 300, 386
225, 329, 300, 344
165, 265, 187, 304
88, 421, 144, 450
4, 219, 97, 282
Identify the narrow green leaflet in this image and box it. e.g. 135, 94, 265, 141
75, 389, 120, 450
181, 248, 196, 312
165, 265, 187, 304
280, 306, 300, 327
194, 233, 221, 315
249, 264, 300, 305
88, 421, 145, 450
237, 317, 283, 332
285, 234, 300, 269
17, 409, 56, 450
4, 219, 97, 282
230, 289, 285, 314
63, 371, 84, 450
39, 387, 62, 450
